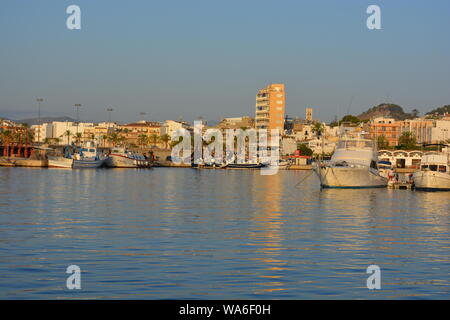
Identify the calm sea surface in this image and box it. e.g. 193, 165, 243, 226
0, 167, 449, 299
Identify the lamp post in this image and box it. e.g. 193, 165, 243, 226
107, 108, 113, 127
36, 98, 43, 143
74, 104, 82, 144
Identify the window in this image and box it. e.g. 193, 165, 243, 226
439, 166, 447, 173
430, 165, 438, 171
421, 165, 428, 170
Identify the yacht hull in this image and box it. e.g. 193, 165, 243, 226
413, 171, 450, 191
316, 167, 388, 188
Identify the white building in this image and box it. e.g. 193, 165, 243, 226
161, 120, 192, 138
431, 118, 450, 143
31, 123, 53, 142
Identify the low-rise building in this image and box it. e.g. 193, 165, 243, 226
217, 117, 254, 129
119, 121, 163, 148
369, 117, 401, 146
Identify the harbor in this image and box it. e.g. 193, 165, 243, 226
1, 166, 449, 299
1, 0, 450, 303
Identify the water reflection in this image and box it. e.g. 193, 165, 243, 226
248, 173, 289, 294
0, 167, 449, 299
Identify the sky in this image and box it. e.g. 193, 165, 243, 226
0, 0, 449, 124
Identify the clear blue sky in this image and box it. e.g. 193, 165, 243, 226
1, 0, 449, 123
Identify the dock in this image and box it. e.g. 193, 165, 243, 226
388, 182, 414, 190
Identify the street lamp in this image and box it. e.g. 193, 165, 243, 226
36, 98, 43, 143
107, 108, 114, 127
74, 104, 82, 142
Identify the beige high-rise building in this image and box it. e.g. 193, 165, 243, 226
255, 83, 285, 131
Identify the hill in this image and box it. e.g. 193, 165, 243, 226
425, 105, 450, 117
12, 116, 77, 126
357, 104, 416, 120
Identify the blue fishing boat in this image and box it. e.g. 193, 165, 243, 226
72, 143, 105, 168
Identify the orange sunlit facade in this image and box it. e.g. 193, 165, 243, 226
255, 84, 285, 132
369, 118, 401, 146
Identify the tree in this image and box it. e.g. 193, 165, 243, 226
297, 143, 313, 156
340, 115, 360, 124
74, 132, 83, 145
137, 134, 149, 149
377, 135, 389, 149
1, 130, 13, 156
398, 131, 417, 150
171, 136, 183, 148
61, 130, 72, 145
107, 132, 121, 147
149, 133, 160, 147
312, 122, 324, 137
101, 135, 108, 147
160, 134, 171, 149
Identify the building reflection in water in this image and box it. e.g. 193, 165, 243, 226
247, 172, 289, 294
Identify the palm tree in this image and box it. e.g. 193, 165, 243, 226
101, 134, 108, 147
61, 130, 72, 145
74, 132, 83, 145
149, 133, 160, 147
107, 132, 125, 147
1, 130, 13, 157
160, 134, 171, 149
137, 134, 149, 149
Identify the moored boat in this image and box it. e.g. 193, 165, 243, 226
314, 136, 388, 188
48, 155, 73, 168
413, 145, 450, 191
72, 143, 105, 169
226, 163, 266, 169
105, 147, 151, 168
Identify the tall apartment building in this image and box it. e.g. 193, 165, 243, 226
255, 83, 285, 131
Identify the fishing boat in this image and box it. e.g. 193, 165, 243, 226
47, 156, 74, 168
105, 147, 150, 168
72, 143, 105, 169
47, 146, 75, 168
314, 136, 388, 188
413, 145, 450, 191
